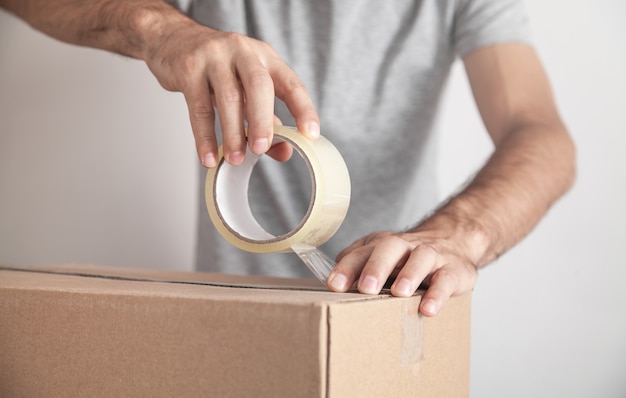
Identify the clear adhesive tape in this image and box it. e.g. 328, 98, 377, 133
205, 125, 351, 254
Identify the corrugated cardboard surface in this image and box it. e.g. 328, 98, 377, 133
0, 265, 470, 398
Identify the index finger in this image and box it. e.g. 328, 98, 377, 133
184, 81, 218, 168
269, 61, 320, 139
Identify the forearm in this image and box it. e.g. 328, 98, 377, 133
2, 0, 320, 171
417, 121, 576, 268
0, 0, 191, 59
328, 43, 574, 315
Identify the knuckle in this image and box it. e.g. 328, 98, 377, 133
195, 134, 214, 148
246, 69, 273, 90
256, 38, 276, 53
174, 45, 211, 78
339, 246, 363, 261
189, 105, 215, 122
224, 31, 246, 46
353, 245, 372, 257
216, 87, 242, 106
416, 243, 438, 257
258, 42, 279, 61
381, 234, 409, 247
243, 36, 277, 59
284, 76, 306, 93
433, 267, 457, 285
364, 231, 393, 245
179, 52, 200, 76
202, 35, 233, 61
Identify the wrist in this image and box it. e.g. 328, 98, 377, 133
118, 2, 193, 60
413, 197, 498, 268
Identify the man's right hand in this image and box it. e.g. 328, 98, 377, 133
0, 0, 319, 167
140, 15, 320, 167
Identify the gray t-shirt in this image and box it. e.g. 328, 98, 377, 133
186, 0, 532, 277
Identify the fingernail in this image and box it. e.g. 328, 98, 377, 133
422, 299, 438, 315
203, 153, 217, 168
251, 138, 269, 155
393, 278, 413, 297
360, 275, 379, 295
227, 151, 244, 165
306, 122, 320, 139
329, 272, 348, 292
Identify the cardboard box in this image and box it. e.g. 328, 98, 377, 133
0, 265, 470, 397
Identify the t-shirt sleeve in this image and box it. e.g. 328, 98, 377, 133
453, 0, 533, 58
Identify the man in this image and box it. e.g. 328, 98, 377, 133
0, 0, 576, 316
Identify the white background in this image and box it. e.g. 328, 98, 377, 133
1, 1, 624, 397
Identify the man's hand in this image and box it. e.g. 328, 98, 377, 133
140, 16, 319, 168
327, 219, 482, 317
328, 43, 576, 317
0, 0, 319, 167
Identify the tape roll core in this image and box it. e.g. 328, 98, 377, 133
205, 125, 351, 253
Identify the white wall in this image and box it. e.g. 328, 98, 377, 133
1, 1, 624, 397
0, 11, 198, 271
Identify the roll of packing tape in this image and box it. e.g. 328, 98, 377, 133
205, 125, 351, 253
